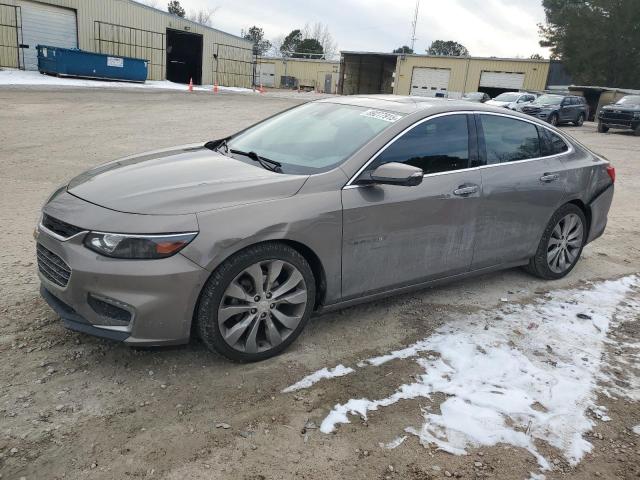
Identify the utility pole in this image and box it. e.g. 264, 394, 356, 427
410, 0, 420, 52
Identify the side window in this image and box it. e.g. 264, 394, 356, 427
479, 115, 541, 164
367, 115, 470, 175
539, 128, 569, 156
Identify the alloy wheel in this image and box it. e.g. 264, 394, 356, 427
547, 213, 583, 273
217, 260, 308, 353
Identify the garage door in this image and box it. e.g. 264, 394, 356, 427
258, 62, 275, 87
18, 0, 77, 71
410, 67, 450, 97
479, 71, 525, 90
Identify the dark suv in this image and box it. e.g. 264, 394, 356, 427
521, 94, 589, 127
598, 95, 640, 135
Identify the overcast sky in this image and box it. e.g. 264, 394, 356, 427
154, 0, 550, 58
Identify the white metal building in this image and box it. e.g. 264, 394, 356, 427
0, 0, 254, 85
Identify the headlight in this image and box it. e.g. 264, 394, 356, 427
633, 112, 640, 119
84, 232, 198, 259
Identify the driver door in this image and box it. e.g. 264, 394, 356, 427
341, 113, 482, 299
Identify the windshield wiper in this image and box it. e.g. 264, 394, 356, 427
230, 149, 282, 173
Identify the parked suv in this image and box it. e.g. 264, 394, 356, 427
598, 95, 640, 135
521, 94, 588, 126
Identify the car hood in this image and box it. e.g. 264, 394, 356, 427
67, 144, 309, 215
602, 104, 640, 111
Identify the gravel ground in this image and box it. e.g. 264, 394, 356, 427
0, 87, 638, 480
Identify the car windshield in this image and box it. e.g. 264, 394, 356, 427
616, 95, 640, 105
533, 94, 563, 105
224, 102, 402, 174
494, 93, 520, 102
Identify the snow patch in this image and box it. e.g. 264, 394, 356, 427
319, 276, 638, 473
282, 364, 354, 393
381, 435, 407, 449
633, 425, 640, 435
0, 69, 254, 92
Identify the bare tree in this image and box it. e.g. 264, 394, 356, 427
269, 35, 285, 57
187, 7, 218, 27
302, 22, 338, 60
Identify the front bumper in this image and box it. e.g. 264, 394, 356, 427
523, 110, 553, 122
36, 196, 209, 346
598, 115, 639, 130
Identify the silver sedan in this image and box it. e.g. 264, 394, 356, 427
36, 96, 615, 361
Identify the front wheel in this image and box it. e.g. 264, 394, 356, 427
525, 204, 586, 280
549, 113, 559, 126
598, 121, 609, 133
574, 113, 585, 126
196, 243, 316, 362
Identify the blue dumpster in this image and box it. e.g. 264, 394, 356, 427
37, 45, 148, 83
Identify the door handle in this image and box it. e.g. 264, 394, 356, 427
453, 184, 479, 196
540, 173, 559, 183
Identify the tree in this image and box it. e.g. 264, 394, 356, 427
302, 22, 337, 59
242, 26, 272, 56
427, 40, 469, 56
167, 1, 185, 17
187, 8, 218, 27
539, 0, 640, 88
280, 29, 303, 57
530, 53, 544, 60
393, 46, 414, 54
292, 38, 323, 59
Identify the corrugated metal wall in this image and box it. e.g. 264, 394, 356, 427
394, 55, 550, 96
0, 0, 252, 83
259, 57, 340, 93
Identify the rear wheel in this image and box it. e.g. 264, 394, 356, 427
549, 113, 559, 127
597, 121, 609, 133
525, 204, 586, 280
634, 124, 640, 137
574, 113, 585, 126
196, 242, 315, 362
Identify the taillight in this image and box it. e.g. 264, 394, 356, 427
606, 165, 616, 183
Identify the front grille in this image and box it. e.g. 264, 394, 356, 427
37, 244, 71, 287
600, 111, 634, 122
42, 214, 83, 239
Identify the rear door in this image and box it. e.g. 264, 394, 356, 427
341, 113, 481, 298
471, 113, 567, 269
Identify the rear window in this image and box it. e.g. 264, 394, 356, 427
539, 128, 569, 156
480, 115, 541, 164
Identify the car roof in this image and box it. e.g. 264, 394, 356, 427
316, 95, 536, 117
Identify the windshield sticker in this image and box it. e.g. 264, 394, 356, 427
360, 109, 402, 122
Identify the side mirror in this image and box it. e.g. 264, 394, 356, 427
369, 162, 423, 187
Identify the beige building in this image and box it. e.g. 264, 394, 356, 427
0, 0, 253, 86
340, 51, 551, 98
256, 57, 340, 93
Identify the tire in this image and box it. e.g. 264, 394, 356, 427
549, 113, 559, 127
196, 242, 316, 362
525, 204, 587, 280
634, 124, 640, 137
597, 121, 609, 133
574, 113, 585, 126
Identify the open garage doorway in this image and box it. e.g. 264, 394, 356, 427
166, 28, 202, 85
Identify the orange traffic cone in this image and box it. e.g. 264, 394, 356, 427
259, 83, 265, 94
213, 82, 218, 94
188, 78, 193, 92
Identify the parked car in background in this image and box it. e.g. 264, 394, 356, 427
36, 96, 615, 362
598, 95, 640, 135
485, 92, 537, 110
521, 94, 588, 127
462, 92, 490, 103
